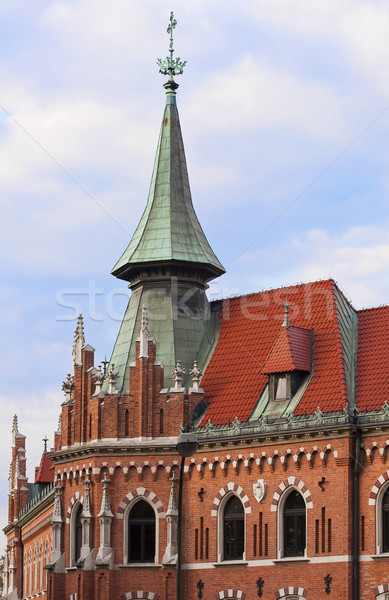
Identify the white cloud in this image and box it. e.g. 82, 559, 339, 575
187, 55, 345, 140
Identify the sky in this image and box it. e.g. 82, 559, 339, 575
1, 0, 389, 553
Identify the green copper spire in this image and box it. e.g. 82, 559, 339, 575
108, 15, 224, 392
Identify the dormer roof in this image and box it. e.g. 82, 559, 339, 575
261, 325, 312, 374
34, 452, 54, 484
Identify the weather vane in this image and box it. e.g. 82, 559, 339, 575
157, 11, 187, 81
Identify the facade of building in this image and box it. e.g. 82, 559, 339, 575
3, 25, 389, 600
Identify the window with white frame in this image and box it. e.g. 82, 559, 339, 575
124, 498, 157, 564
278, 488, 306, 558
376, 482, 389, 554
217, 494, 245, 561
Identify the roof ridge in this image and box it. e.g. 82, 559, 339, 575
358, 304, 389, 313
210, 278, 337, 305
331, 284, 351, 410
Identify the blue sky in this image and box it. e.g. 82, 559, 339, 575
1, 0, 389, 551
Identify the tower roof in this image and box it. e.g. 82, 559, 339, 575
111, 81, 225, 283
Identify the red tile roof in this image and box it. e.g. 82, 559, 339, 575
356, 305, 389, 411
35, 452, 54, 484
261, 326, 312, 374
201, 279, 348, 425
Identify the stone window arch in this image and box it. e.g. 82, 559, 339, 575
211, 482, 251, 517
275, 586, 308, 599
120, 590, 160, 599
271, 476, 313, 512
374, 478, 389, 555
215, 590, 246, 599
374, 583, 389, 599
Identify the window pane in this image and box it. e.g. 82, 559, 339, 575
383, 493, 389, 552
128, 500, 156, 562
285, 490, 305, 510
224, 496, 244, 516
129, 523, 142, 561
75, 505, 83, 561
224, 497, 244, 560
284, 491, 306, 557
144, 523, 156, 561
130, 500, 155, 519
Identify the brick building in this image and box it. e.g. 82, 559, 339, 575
3, 33, 389, 600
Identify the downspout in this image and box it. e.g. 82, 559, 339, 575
352, 422, 361, 600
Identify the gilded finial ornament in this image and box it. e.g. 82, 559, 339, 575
157, 11, 187, 81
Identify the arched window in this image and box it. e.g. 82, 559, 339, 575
223, 495, 244, 561
382, 486, 389, 552
128, 500, 156, 562
70, 502, 83, 566
34, 543, 38, 592
283, 490, 306, 557
74, 504, 83, 562
39, 543, 43, 591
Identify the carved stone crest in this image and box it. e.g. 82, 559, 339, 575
253, 479, 266, 503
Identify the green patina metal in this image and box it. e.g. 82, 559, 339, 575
111, 80, 224, 281
157, 11, 187, 82
108, 15, 224, 392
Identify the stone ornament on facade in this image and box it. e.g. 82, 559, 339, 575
253, 479, 267, 503
61, 373, 75, 404
106, 364, 119, 395
72, 314, 85, 366
139, 305, 150, 359
190, 360, 202, 391
162, 474, 179, 565
171, 360, 185, 390
49, 484, 64, 567
96, 474, 114, 566
79, 476, 94, 566
92, 364, 104, 395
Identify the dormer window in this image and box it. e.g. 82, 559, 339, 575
270, 371, 308, 404
261, 307, 312, 419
